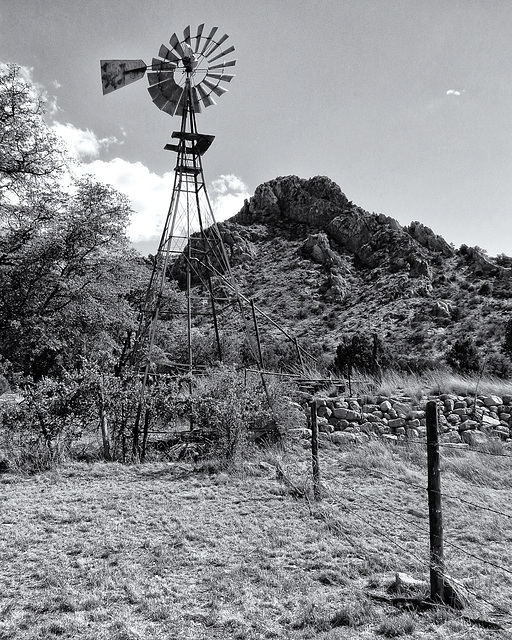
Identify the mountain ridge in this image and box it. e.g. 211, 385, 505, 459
212, 175, 512, 374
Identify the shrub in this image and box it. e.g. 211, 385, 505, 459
486, 352, 512, 379
502, 318, 512, 358
0, 375, 9, 395
0, 375, 88, 472
190, 366, 279, 464
445, 337, 481, 373
334, 332, 389, 377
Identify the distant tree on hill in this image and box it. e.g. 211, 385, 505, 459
334, 332, 388, 378
502, 318, 512, 359
495, 253, 512, 268
445, 337, 481, 374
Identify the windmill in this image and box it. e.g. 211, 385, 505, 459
101, 27, 317, 458
101, 26, 259, 448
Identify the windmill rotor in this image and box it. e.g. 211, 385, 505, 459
101, 25, 236, 118
148, 25, 236, 116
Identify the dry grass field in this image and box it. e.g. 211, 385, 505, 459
0, 439, 511, 639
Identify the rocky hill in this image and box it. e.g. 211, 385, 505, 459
211, 175, 512, 374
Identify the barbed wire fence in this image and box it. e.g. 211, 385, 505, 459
303, 398, 512, 630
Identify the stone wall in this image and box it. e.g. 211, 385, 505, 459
302, 393, 512, 449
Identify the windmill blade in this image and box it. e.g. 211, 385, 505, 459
148, 76, 181, 100
183, 25, 191, 44
148, 80, 183, 115
158, 45, 180, 64
194, 24, 204, 52
196, 82, 217, 107
208, 45, 235, 64
150, 92, 170, 110
169, 33, 185, 59
147, 70, 174, 85
191, 87, 202, 114
175, 89, 189, 117
161, 87, 184, 116
209, 59, 237, 70
100, 59, 146, 94
151, 57, 176, 71
206, 72, 235, 82
200, 26, 219, 54
202, 78, 228, 97
204, 33, 229, 59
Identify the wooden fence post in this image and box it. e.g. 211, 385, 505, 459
426, 400, 445, 604
310, 400, 322, 501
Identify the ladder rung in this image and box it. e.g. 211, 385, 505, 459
175, 165, 201, 175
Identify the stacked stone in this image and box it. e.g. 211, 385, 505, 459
438, 394, 511, 445
308, 394, 512, 446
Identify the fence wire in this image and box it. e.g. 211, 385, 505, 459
306, 407, 512, 625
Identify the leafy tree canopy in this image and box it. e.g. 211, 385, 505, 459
0, 63, 65, 200
0, 63, 148, 378
334, 331, 389, 376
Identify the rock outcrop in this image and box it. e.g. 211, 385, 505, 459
203, 174, 512, 370
233, 175, 449, 279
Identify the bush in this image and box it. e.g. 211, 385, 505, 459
0, 375, 9, 395
445, 337, 481, 374
0, 375, 88, 472
502, 318, 512, 358
189, 366, 294, 464
334, 332, 389, 377
486, 352, 512, 379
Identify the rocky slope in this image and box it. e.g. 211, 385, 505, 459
211, 175, 512, 373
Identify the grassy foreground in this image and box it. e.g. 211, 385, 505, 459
0, 440, 511, 639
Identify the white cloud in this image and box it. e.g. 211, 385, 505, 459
446, 89, 465, 96
52, 121, 122, 161
49, 122, 249, 243
79, 162, 250, 243
78, 157, 172, 242
210, 174, 250, 222
1, 66, 249, 245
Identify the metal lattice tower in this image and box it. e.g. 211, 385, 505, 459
134, 80, 246, 385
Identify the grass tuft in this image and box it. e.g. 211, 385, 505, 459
377, 613, 416, 637
354, 367, 512, 400
330, 600, 374, 628
292, 601, 332, 632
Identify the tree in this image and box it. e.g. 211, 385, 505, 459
0, 63, 148, 378
445, 337, 481, 374
0, 63, 65, 200
0, 178, 150, 377
334, 332, 388, 377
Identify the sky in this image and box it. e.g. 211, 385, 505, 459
1, 0, 512, 257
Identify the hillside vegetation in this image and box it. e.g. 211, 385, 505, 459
211, 175, 512, 376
